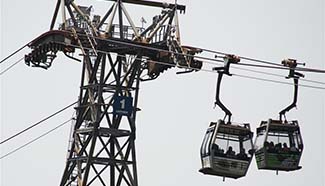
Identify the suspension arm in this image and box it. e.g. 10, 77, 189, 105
279, 78, 298, 121
215, 72, 232, 124
279, 58, 304, 121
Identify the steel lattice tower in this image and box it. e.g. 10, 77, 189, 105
24, 0, 202, 185
60, 49, 142, 186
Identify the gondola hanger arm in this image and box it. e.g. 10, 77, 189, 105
279, 59, 305, 121
213, 54, 240, 124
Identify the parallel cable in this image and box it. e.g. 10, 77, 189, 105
103, 35, 325, 73
0, 101, 77, 145
0, 93, 116, 159
233, 66, 286, 78
47, 31, 297, 71
3, 31, 325, 75
68, 31, 325, 74
54, 41, 325, 90
0, 76, 120, 146
118, 53, 325, 90
0, 57, 24, 76
0, 119, 71, 159
197, 47, 284, 67
232, 66, 325, 85
233, 74, 325, 90
0, 44, 28, 64
236, 62, 325, 74
300, 78, 325, 85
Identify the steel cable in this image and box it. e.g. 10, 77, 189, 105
69, 31, 325, 73
0, 57, 24, 76
54, 41, 325, 90
0, 44, 28, 64
0, 119, 72, 159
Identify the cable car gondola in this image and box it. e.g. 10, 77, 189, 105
254, 119, 303, 171
199, 55, 254, 179
200, 120, 254, 179
254, 59, 304, 172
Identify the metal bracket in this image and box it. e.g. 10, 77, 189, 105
213, 54, 240, 75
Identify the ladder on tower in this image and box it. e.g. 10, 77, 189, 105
84, 25, 102, 81
84, 25, 98, 57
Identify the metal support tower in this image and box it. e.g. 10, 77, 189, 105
24, 0, 202, 185
60, 50, 142, 186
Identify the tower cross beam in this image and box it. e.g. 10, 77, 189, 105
104, 0, 186, 12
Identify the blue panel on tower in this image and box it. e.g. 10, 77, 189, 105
113, 96, 133, 116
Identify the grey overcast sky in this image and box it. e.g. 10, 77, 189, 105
1, 0, 325, 186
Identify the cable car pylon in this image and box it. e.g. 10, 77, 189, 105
23, 0, 204, 185
254, 59, 304, 173
199, 55, 254, 180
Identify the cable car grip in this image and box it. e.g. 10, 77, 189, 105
279, 59, 305, 121
212, 54, 240, 124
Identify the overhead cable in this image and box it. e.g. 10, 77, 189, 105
232, 66, 325, 86
198, 47, 283, 67
0, 101, 77, 145
0, 57, 24, 76
54, 41, 325, 90
3, 31, 325, 74
3, 31, 325, 78
233, 74, 325, 90
116, 53, 325, 90
0, 94, 116, 159
236, 62, 325, 74
0, 119, 71, 159
0, 81, 118, 146
70, 31, 325, 74
0, 44, 28, 64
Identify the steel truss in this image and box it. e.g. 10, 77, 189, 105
60, 51, 143, 186
24, 0, 202, 185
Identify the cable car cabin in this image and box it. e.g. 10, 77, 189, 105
199, 120, 254, 179
254, 119, 303, 171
